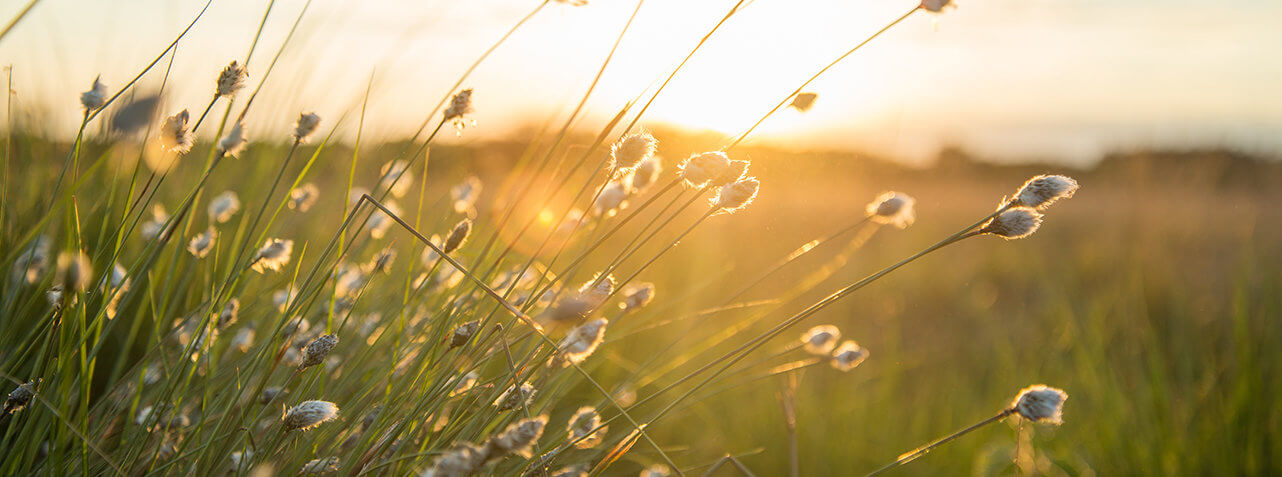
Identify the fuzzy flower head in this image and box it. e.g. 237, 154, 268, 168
301, 457, 340, 475
80, 76, 107, 112
713, 160, 750, 187
1011, 385, 1067, 424
493, 382, 536, 411
216, 60, 248, 97
424, 441, 488, 476
299, 334, 338, 370
593, 180, 629, 217
865, 192, 916, 228
4, 380, 38, 414
979, 207, 1043, 240
378, 160, 414, 198
293, 111, 322, 143
444, 88, 475, 133
56, 250, 93, 293
141, 205, 170, 241
450, 371, 479, 397
368, 201, 401, 239
251, 238, 294, 273
631, 156, 662, 192
801, 325, 841, 355
1012, 175, 1078, 209
208, 190, 241, 223
611, 132, 658, 171
640, 465, 671, 477
160, 109, 193, 154
289, 183, 320, 212
567, 406, 606, 448
557, 318, 608, 366
713, 177, 759, 213
450, 320, 480, 348
831, 340, 868, 371
620, 282, 655, 312
487, 415, 547, 458
282, 400, 338, 431
188, 227, 218, 258
218, 121, 247, 157
790, 92, 818, 112
921, 0, 953, 12
443, 218, 473, 254
219, 298, 240, 328
451, 176, 483, 213
679, 152, 731, 187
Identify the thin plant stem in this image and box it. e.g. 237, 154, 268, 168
865, 409, 1016, 477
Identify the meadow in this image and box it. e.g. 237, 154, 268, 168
1, 0, 1280, 476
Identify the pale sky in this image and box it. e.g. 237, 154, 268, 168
1, 0, 1279, 165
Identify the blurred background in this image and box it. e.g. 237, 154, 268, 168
1, 0, 1279, 474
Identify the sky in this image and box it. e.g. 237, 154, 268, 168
0, 0, 1279, 165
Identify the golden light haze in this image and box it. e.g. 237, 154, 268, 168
1, 0, 1278, 164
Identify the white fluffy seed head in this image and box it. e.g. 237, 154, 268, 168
451, 176, 483, 213
631, 156, 662, 192
921, 0, 953, 12
218, 122, 247, 156
713, 177, 759, 212
80, 76, 107, 111
187, 227, 217, 259
160, 109, 193, 154
56, 250, 93, 293
980, 207, 1044, 240
251, 238, 294, 273
801, 325, 841, 355
488, 415, 547, 458
282, 400, 339, 431
790, 92, 818, 112
443, 219, 473, 254
141, 205, 170, 241
289, 183, 320, 212
620, 282, 655, 312
293, 112, 322, 143
300, 334, 338, 370
830, 340, 868, 372
216, 60, 248, 97
679, 152, 731, 187
640, 464, 671, 477
208, 190, 241, 223
611, 132, 658, 171
378, 160, 414, 198
300, 457, 340, 475
424, 441, 488, 477
493, 382, 536, 411
1010, 385, 1067, 425
567, 406, 606, 449
4, 380, 37, 414
1013, 175, 1079, 209
368, 201, 401, 239
593, 181, 629, 217
444, 88, 475, 133
711, 160, 749, 187
557, 318, 608, 366
866, 191, 916, 228
449, 320, 480, 348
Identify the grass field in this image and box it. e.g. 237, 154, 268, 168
0, 1, 1279, 476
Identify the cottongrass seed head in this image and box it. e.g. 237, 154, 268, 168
80, 76, 107, 111
451, 176, 482, 213
218, 121, 247, 156
301, 457, 340, 475
293, 111, 322, 143
831, 340, 868, 371
790, 92, 818, 112
593, 180, 629, 217
680, 152, 732, 187
1013, 174, 1079, 209
216, 60, 248, 97
620, 282, 655, 312
443, 218, 473, 254
487, 415, 548, 458
299, 334, 338, 370
444, 88, 475, 133
567, 406, 606, 448
866, 191, 916, 228
979, 207, 1043, 240
494, 382, 536, 411
631, 155, 662, 192
557, 318, 608, 366
713, 177, 759, 213
160, 109, 193, 154
422, 441, 488, 477
921, 0, 953, 12
288, 183, 320, 212
4, 380, 37, 414
56, 250, 93, 293
449, 320, 480, 348
801, 325, 841, 355
282, 400, 339, 431
640, 464, 672, 477
611, 131, 658, 171
1010, 385, 1067, 425
208, 190, 241, 223
187, 227, 217, 258
251, 238, 294, 273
